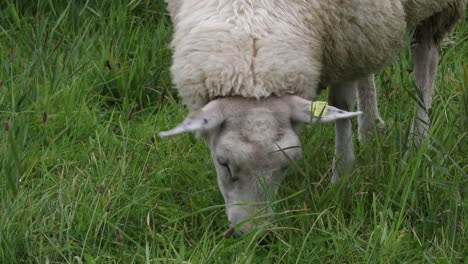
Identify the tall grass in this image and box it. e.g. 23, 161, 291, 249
0, 1, 466, 263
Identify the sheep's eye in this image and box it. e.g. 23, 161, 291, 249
216, 156, 229, 167
216, 156, 238, 182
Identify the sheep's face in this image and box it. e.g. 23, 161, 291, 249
160, 95, 361, 234
207, 105, 302, 234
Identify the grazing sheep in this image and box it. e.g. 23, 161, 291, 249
160, 0, 465, 234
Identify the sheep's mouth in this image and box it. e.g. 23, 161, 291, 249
224, 226, 236, 239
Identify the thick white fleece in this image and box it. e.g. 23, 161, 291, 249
166, 0, 462, 110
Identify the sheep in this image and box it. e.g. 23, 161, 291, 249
160, 0, 466, 234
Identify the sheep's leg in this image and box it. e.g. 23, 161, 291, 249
357, 74, 385, 142
410, 0, 464, 148
328, 81, 357, 183
412, 39, 439, 148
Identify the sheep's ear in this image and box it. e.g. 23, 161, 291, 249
311, 103, 362, 123
290, 96, 362, 123
159, 100, 224, 137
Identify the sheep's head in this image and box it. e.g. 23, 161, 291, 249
160, 95, 360, 234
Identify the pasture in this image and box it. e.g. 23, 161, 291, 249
0, 1, 467, 263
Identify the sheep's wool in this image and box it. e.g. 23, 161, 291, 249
167, 0, 460, 110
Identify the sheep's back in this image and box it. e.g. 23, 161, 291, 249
170, 0, 324, 110
168, 0, 464, 109
319, 0, 408, 83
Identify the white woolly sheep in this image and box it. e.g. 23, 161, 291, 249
160, 0, 465, 234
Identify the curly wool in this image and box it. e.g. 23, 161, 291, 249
166, 0, 464, 110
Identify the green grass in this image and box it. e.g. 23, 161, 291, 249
0, 1, 466, 263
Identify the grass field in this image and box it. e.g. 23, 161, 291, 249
0, 1, 467, 263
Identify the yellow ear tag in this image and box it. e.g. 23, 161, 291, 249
311, 101, 328, 117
